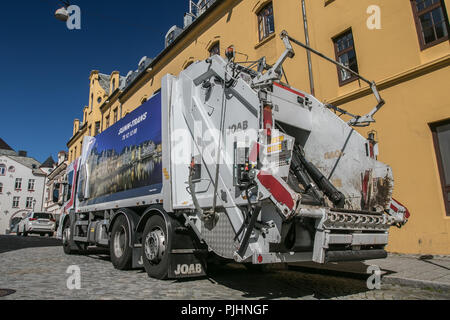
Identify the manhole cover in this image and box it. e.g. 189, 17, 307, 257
0, 289, 16, 297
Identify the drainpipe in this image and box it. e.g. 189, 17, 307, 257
301, 0, 315, 96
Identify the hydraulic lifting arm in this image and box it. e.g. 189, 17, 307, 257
253, 30, 386, 127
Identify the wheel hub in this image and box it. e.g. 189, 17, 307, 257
62, 227, 70, 245
144, 228, 166, 264
113, 226, 127, 258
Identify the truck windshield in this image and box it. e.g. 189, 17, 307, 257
67, 171, 74, 201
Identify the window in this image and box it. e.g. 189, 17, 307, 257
257, 2, 275, 42
74, 146, 77, 159
113, 108, 118, 123
34, 212, 52, 219
28, 179, 35, 191
431, 120, 450, 216
12, 197, 19, 208
26, 197, 33, 209
15, 178, 22, 190
0, 164, 5, 175
106, 115, 110, 128
8, 166, 15, 173
333, 30, 359, 85
97, 96, 102, 104
95, 122, 101, 136
411, 0, 449, 50
0, 183, 3, 193
91, 94, 94, 111
112, 79, 116, 92
209, 42, 220, 57
67, 171, 74, 202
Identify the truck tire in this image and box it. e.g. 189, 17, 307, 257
62, 218, 76, 255
142, 215, 170, 280
110, 215, 132, 270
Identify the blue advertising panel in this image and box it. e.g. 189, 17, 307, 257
81, 93, 162, 206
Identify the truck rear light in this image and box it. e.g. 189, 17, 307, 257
29, 218, 37, 221
391, 198, 411, 219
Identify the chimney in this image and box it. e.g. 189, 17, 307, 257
18, 150, 27, 157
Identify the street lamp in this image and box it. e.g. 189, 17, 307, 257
54, 1, 71, 22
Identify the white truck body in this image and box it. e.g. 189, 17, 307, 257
58, 32, 409, 279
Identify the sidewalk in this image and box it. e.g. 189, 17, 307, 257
290, 253, 450, 291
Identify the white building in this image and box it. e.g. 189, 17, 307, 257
0, 138, 52, 234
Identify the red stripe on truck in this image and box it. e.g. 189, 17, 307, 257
273, 82, 305, 97
257, 171, 294, 210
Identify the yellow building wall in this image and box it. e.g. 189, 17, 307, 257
68, 0, 450, 253
338, 66, 450, 254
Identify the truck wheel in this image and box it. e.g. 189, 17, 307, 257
23, 229, 28, 237
110, 215, 132, 270
62, 219, 75, 255
142, 215, 170, 280
17, 228, 21, 237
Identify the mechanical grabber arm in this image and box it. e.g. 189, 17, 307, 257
252, 30, 386, 127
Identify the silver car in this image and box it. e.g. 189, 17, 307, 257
17, 212, 55, 237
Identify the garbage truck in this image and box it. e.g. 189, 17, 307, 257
57, 31, 409, 279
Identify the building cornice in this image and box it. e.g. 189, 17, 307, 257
100, 89, 122, 113
67, 122, 87, 147
47, 162, 68, 181
325, 54, 450, 106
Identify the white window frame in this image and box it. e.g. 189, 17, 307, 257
12, 197, 20, 208
15, 178, 22, 190
26, 197, 33, 209
28, 179, 35, 191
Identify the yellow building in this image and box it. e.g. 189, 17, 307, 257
68, 0, 450, 254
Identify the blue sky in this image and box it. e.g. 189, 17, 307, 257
0, 0, 188, 163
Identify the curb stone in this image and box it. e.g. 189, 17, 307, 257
382, 276, 450, 292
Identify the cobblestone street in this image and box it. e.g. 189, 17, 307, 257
0, 236, 449, 300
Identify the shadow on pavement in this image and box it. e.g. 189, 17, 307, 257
205, 263, 371, 300
0, 235, 61, 254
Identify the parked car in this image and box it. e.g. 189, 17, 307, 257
17, 212, 55, 237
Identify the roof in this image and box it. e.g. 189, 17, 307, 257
40, 156, 56, 168
6, 155, 46, 176
0, 149, 18, 157
0, 138, 14, 151
98, 73, 111, 94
